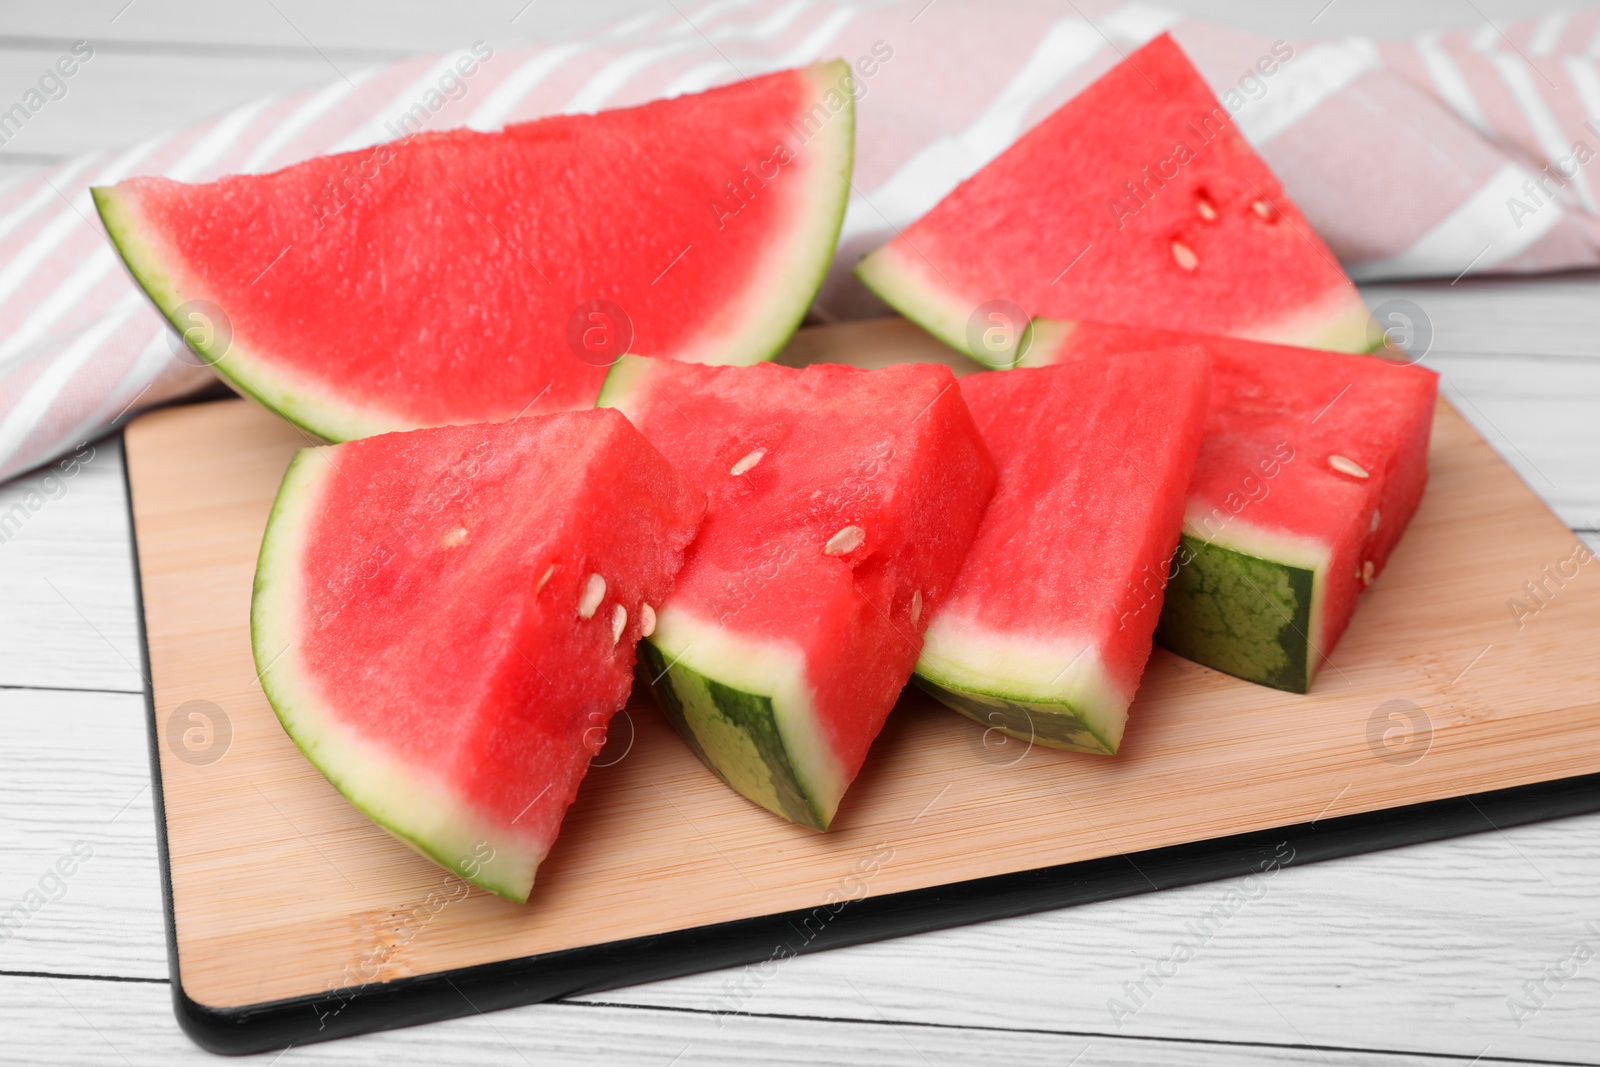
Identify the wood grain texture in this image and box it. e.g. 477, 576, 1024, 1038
121, 319, 1600, 1012
3, 975, 1532, 1067
0, 436, 144, 692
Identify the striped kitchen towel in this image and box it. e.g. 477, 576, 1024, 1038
1, 0, 1598, 484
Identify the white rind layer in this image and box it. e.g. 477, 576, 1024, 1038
251, 446, 549, 903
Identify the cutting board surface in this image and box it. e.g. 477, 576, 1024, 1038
125, 318, 1600, 1012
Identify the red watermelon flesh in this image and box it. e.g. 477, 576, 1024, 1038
95, 62, 855, 441
1023, 319, 1438, 692
251, 409, 704, 902
915, 347, 1211, 754
855, 34, 1374, 363
598, 356, 996, 829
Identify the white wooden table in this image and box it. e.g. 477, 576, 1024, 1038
2, 2, 1598, 1063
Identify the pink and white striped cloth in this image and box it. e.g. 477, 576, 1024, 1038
2, 0, 1599, 484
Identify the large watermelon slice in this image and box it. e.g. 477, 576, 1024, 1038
915, 346, 1211, 754
95, 63, 855, 441
597, 357, 995, 829
251, 409, 704, 902
854, 34, 1374, 363
1022, 320, 1438, 693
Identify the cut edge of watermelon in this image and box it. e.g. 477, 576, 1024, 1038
250, 448, 546, 902
640, 604, 847, 831
671, 59, 856, 369
914, 615, 1126, 754
1163, 507, 1332, 693
854, 246, 1381, 366
92, 185, 396, 442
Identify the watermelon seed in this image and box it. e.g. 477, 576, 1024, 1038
824, 526, 865, 555
730, 449, 765, 476
1370, 510, 1381, 532
442, 526, 468, 547
1361, 560, 1375, 586
1252, 198, 1278, 221
611, 603, 627, 645
536, 565, 555, 593
1328, 454, 1369, 479
640, 602, 657, 638
1196, 197, 1217, 221
578, 573, 606, 618
1170, 240, 1198, 271
910, 589, 923, 626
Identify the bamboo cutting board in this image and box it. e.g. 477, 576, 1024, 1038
124, 319, 1600, 1053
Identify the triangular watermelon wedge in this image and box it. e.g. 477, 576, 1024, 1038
1021, 319, 1438, 693
95, 63, 855, 441
597, 357, 995, 829
251, 409, 704, 901
855, 35, 1375, 362
915, 346, 1211, 754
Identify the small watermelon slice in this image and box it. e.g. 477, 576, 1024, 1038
1022, 320, 1438, 693
597, 357, 995, 829
251, 409, 704, 902
95, 62, 854, 441
854, 34, 1374, 362
915, 347, 1211, 754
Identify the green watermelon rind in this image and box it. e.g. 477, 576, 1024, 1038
91, 60, 856, 442
633, 603, 847, 831
912, 624, 1126, 755
92, 185, 380, 442
250, 447, 544, 903
853, 244, 1386, 367
1155, 529, 1324, 694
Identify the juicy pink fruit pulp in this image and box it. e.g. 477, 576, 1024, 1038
293, 409, 703, 846
121, 65, 831, 423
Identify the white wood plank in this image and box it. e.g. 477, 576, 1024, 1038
8, 683, 1600, 1062
0, 974, 1532, 1066
1363, 276, 1600, 361
0, 688, 163, 979
583, 811, 1600, 1065
0, 435, 143, 692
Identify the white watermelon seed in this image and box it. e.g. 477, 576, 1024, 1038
611, 603, 627, 644
1361, 560, 1375, 586
536, 565, 555, 593
1252, 198, 1276, 219
1370, 510, 1381, 532
824, 525, 865, 555
441, 526, 468, 547
1196, 197, 1217, 221
1170, 239, 1198, 271
730, 449, 766, 476
1328, 454, 1369, 479
910, 589, 923, 626
578, 573, 606, 618
639, 602, 657, 638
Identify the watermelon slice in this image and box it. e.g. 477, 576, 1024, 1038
597, 357, 995, 829
854, 34, 1374, 363
251, 409, 704, 902
95, 62, 855, 441
915, 347, 1211, 754
1022, 320, 1438, 692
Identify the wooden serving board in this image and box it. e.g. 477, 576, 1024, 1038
125, 319, 1600, 1053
